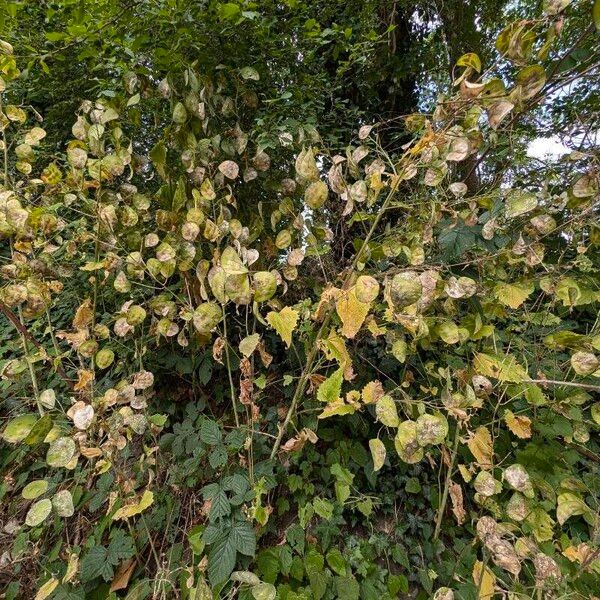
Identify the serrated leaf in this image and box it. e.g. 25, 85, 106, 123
504, 410, 531, 438
209, 490, 231, 519
208, 534, 236, 586
317, 368, 343, 403
200, 420, 222, 445
474, 352, 530, 383
335, 288, 370, 339
266, 306, 299, 348
231, 521, 256, 556
494, 281, 534, 309
467, 426, 493, 469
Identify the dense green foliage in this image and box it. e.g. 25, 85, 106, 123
1, 1, 599, 599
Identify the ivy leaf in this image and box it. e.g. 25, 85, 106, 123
266, 306, 299, 348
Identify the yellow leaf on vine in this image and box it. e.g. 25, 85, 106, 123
472, 561, 495, 599
504, 410, 532, 439
266, 306, 299, 348
335, 288, 370, 339
467, 426, 493, 469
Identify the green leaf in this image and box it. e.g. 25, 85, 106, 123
46, 437, 77, 468
313, 497, 334, 520
494, 281, 534, 309
2, 414, 38, 443
209, 490, 231, 519
80, 546, 112, 582
25, 498, 52, 527
252, 583, 276, 600
505, 191, 537, 218
326, 548, 347, 576
240, 66, 260, 81
231, 521, 256, 556
22, 480, 49, 500
317, 368, 343, 403
52, 490, 75, 517
208, 534, 236, 586
369, 438, 386, 472
200, 420, 222, 445
375, 395, 399, 427
24, 414, 53, 445
556, 492, 590, 525
457, 52, 482, 72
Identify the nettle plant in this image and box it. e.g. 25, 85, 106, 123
1, 3, 599, 599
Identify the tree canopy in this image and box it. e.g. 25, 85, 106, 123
0, 1, 599, 599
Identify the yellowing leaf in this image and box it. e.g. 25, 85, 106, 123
239, 333, 260, 357
362, 380, 384, 405
335, 288, 370, 339
369, 438, 386, 472
35, 577, 59, 600
112, 490, 154, 521
467, 426, 493, 469
472, 561, 496, 599
474, 352, 530, 383
375, 395, 399, 428
494, 281, 534, 309
317, 399, 356, 419
63, 553, 79, 583
266, 306, 299, 348
504, 410, 531, 439
556, 492, 590, 525
506, 190, 537, 218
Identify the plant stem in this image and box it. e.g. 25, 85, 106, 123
433, 424, 460, 541
17, 306, 42, 415
270, 176, 400, 459
222, 303, 240, 428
